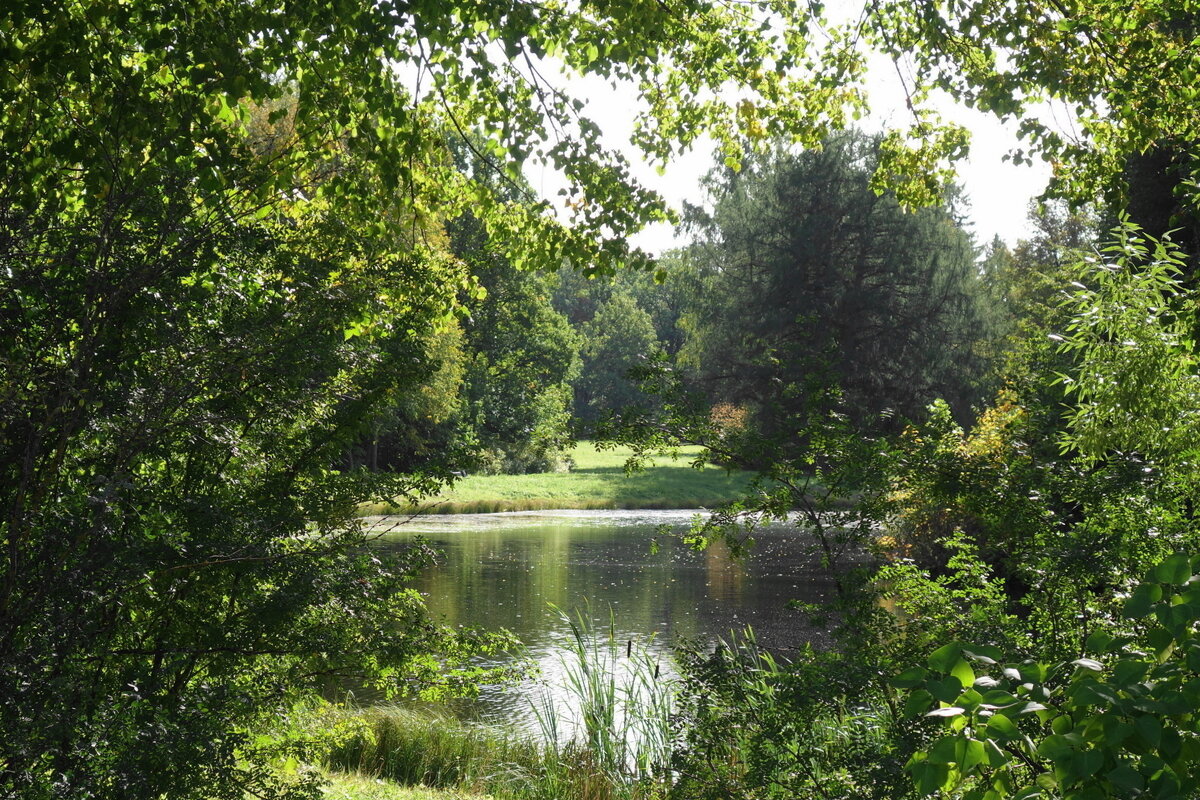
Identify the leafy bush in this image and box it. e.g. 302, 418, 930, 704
669, 631, 913, 800
903, 553, 1200, 800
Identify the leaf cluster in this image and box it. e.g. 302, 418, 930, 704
903, 554, 1200, 800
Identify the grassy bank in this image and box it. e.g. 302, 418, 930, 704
322, 771, 488, 799
320, 706, 661, 800
360, 442, 752, 516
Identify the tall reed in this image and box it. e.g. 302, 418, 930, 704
525, 604, 675, 799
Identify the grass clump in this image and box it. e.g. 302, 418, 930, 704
321, 705, 665, 800
359, 442, 752, 516
322, 706, 533, 791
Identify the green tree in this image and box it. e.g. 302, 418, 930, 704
346, 318, 472, 472
881, 225, 1200, 800
841, 1, 1200, 214
880, 203, 1102, 577
454, 217, 581, 474
882, 218, 1191, 650
680, 133, 994, 436
994, 203, 1098, 341
0, 160, 491, 798
576, 292, 663, 425
554, 251, 698, 358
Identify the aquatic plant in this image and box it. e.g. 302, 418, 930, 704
527, 604, 675, 799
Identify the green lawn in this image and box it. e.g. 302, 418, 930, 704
359, 442, 752, 515
322, 771, 490, 800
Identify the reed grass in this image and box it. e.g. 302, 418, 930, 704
527, 605, 674, 799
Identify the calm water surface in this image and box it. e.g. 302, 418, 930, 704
362, 509, 840, 732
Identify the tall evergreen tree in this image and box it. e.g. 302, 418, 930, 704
680, 132, 994, 437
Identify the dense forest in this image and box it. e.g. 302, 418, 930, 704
4, 1, 1200, 799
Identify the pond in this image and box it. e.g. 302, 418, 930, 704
361, 508, 842, 735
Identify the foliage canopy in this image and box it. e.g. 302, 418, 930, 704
6, 0, 1200, 797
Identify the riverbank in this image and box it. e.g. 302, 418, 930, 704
359, 442, 753, 516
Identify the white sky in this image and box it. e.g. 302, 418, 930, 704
525, 61, 1054, 256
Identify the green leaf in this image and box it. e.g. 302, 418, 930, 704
929, 735, 959, 764
927, 706, 966, 718
1072, 748, 1104, 779
1102, 720, 1134, 747
1019, 663, 1049, 682
964, 645, 1005, 664
1107, 764, 1144, 792
1113, 659, 1149, 686
1160, 727, 1182, 761
1125, 583, 1163, 619
952, 658, 977, 687
986, 713, 1019, 739
929, 676, 964, 703
1135, 714, 1161, 747
893, 666, 929, 688
1146, 626, 1175, 655
911, 760, 953, 795
1035, 772, 1057, 791
1153, 553, 1192, 585
1072, 680, 1115, 707
984, 739, 1011, 767
1084, 630, 1116, 654
981, 689, 1019, 706
959, 738, 987, 771
1037, 734, 1074, 760
929, 642, 964, 673
905, 689, 935, 717
1158, 603, 1199, 636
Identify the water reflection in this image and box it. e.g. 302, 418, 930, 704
363, 509, 837, 733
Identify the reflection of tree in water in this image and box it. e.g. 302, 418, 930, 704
703, 538, 745, 604
692, 531, 844, 655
